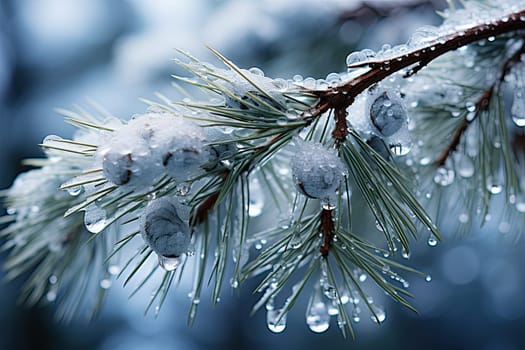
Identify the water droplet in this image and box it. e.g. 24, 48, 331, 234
351, 306, 361, 322
248, 178, 264, 217
328, 301, 339, 316
267, 309, 287, 333
66, 186, 82, 196
458, 213, 469, 224
84, 206, 107, 234
46, 290, 57, 302
465, 101, 476, 112
457, 156, 475, 178
306, 287, 331, 333
427, 235, 438, 247
100, 279, 112, 289
512, 89, 525, 126
370, 305, 386, 324
487, 182, 503, 195
425, 275, 432, 282
48, 275, 58, 285
108, 265, 120, 275
408, 25, 439, 47
498, 222, 511, 234
230, 278, 239, 289
158, 255, 180, 271
390, 143, 411, 156
433, 167, 455, 186
359, 273, 367, 283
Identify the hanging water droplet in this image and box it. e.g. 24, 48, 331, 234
359, 273, 368, 283
46, 290, 57, 302
458, 213, 469, 224
100, 279, 112, 289
306, 286, 331, 333
487, 182, 503, 195
457, 156, 475, 178
66, 186, 82, 196
48, 275, 58, 285
390, 143, 411, 156
267, 309, 287, 333
498, 222, 511, 234
371, 305, 386, 324
108, 265, 120, 275
84, 206, 107, 234
351, 306, 361, 323
425, 274, 432, 282
328, 301, 339, 316
158, 255, 180, 271
427, 235, 438, 247
248, 178, 264, 217
465, 101, 476, 112
230, 278, 239, 289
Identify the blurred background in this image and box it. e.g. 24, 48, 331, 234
1, 0, 525, 349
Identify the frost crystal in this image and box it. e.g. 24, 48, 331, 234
291, 140, 346, 200
140, 197, 191, 259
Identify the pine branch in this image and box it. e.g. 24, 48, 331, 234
435, 38, 525, 165
310, 7, 525, 131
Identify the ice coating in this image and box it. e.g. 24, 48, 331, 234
97, 112, 209, 187
291, 140, 346, 200
140, 197, 191, 258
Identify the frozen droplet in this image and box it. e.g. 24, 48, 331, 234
230, 278, 239, 289
84, 206, 107, 234
328, 301, 339, 316
306, 287, 331, 333
512, 95, 525, 126
158, 255, 180, 271
498, 221, 511, 234
465, 101, 476, 112
487, 182, 503, 195
100, 279, 112, 289
140, 198, 190, 258
433, 167, 455, 186
48, 275, 58, 285
457, 156, 475, 178
46, 290, 57, 302
248, 178, 264, 217
108, 265, 120, 275
427, 235, 438, 247
351, 307, 361, 322
291, 140, 346, 200
390, 143, 411, 156
370, 305, 386, 324
267, 309, 287, 333
358, 273, 367, 283
369, 91, 407, 137
458, 213, 469, 224
407, 25, 439, 46
346, 51, 368, 68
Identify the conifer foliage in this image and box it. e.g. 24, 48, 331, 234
1, 0, 525, 336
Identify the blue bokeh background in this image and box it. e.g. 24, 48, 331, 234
1, 1, 525, 349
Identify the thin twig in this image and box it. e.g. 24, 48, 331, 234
311, 8, 525, 124
319, 208, 335, 257
435, 38, 525, 166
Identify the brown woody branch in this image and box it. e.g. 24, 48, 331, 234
435, 38, 525, 166
310, 8, 525, 142
319, 208, 335, 257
